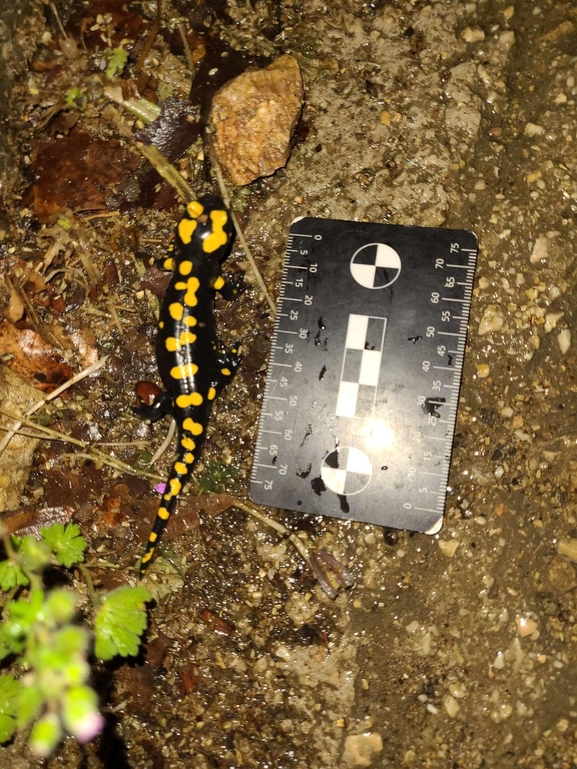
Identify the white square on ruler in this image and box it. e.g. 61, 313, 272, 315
345, 314, 369, 350
322, 467, 346, 495
359, 349, 382, 386
336, 381, 358, 417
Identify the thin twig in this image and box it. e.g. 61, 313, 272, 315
0, 356, 109, 457
207, 141, 276, 314
0, 411, 163, 482
231, 498, 312, 568
136, 0, 162, 71
77, 563, 100, 606
150, 418, 176, 465
177, 22, 194, 71
138, 144, 196, 202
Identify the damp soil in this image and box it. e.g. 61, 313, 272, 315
1, 1, 577, 768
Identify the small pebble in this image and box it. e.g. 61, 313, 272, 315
558, 537, 577, 563
476, 363, 490, 378
438, 539, 460, 557
342, 733, 383, 766
461, 26, 485, 42
515, 615, 538, 637
524, 122, 545, 137
547, 556, 576, 593
443, 694, 460, 718
530, 235, 548, 262
558, 329, 571, 354
478, 305, 504, 335
544, 312, 564, 332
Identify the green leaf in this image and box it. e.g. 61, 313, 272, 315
0, 627, 20, 661
41, 523, 86, 568
18, 536, 51, 573
105, 47, 128, 79
42, 589, 76, 625
16, 684, 44, 730
7, 588, 44, 639
0, 559, 29, 591
0, 674, 20, 742
65, 88, 86, 110
29, 713, 61, 758
94, 586, 151, 660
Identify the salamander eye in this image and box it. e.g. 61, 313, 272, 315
135, 380, 162, 406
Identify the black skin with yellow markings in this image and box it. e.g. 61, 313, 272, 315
134, 194, 244, 575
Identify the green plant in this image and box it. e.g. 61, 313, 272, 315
197, 461, 239, 495
0, 523, 150, 758
105, 47, 128, 79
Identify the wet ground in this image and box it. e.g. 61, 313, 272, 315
1, 1, 577, 767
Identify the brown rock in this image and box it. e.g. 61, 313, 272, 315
210, 54, 304, 186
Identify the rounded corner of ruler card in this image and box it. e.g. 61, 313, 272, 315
291, 216, 305, 225
459, 229, 479, 249
425, 516, 444, 535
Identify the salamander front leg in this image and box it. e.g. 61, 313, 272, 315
211, 271, 245, 301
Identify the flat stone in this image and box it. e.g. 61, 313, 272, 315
210, 54, 304, 186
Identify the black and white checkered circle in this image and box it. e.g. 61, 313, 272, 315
350, 243, 402, 289
321, 446, 372, 496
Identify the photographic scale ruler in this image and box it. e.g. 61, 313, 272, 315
250, 217, 478, 534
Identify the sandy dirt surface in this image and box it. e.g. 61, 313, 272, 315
1, 1, 576, 767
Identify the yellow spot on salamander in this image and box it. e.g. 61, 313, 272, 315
213, 275, 225, 290
187, 200, 204, 218
184, 452, 195, 464
181, 437, 196, 451
179, 260, 193, 276
163, 493, 170, 500
164, 257, 174, 270
178, 330, 196, 345
169, 478, 181, 496
175, 281, 187, 290
176, 392, 203, 408
221, 367, 231, 376
149, 532, 157, 543
166, 337, 180, 352
174, 462, 188, 475
178, 218, 197, 245
185, 316, 197, 327
141, 550, 153, 563
184, 276, 200, 307
158, 507, 170, 520
208, 387, 216, 400
169, 302, 184, 321
170, 363, 198, 380
183, 418, 203, 435
203, 210, 229, 253
159, 321, 164, 329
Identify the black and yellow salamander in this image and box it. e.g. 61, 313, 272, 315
134, 194, 244, 575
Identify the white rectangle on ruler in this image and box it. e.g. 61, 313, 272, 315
345, 314, 369, 349
336, 314, 387, 419
335, 381, 359, 418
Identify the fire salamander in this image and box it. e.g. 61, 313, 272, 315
134, 194, 244, 575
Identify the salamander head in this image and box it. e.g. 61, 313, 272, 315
177, 195, 234, 257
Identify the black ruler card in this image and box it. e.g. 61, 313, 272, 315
250, 217, 477, 534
